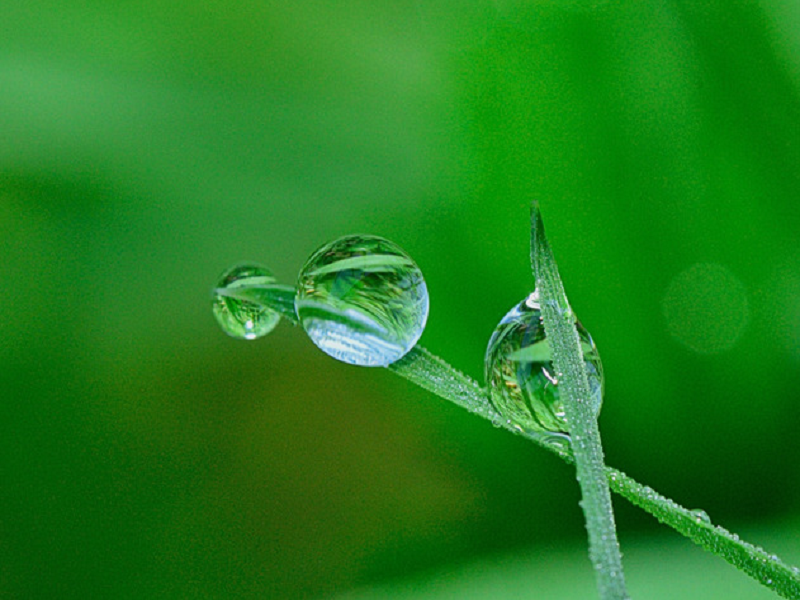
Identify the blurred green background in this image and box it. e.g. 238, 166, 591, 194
2, 1, 800, 598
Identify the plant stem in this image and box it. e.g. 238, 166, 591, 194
608, 468, 800, 599
530, 202, 629, 599
226, 275, 800, 599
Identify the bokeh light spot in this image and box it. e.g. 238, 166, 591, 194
662, 263, 749, 354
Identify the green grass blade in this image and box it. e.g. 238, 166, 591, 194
219, 270, 800, 598
530, 201, 629, 599
389, 347, 574, 461
389, 349, 800, 599
608, 468, 800, 599
219, 284, 298, 323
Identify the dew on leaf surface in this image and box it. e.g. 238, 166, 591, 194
212, 264, 281, 340
484, 291, 603, 435
295, 235, 429, 367
690, 509, 712, 525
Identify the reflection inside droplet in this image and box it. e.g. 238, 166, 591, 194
212, 264, 281, 340
295, 235, 429, 367
485, 291, 603, 436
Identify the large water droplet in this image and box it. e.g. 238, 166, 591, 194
212, 264, 281, 340
295, 235, 429, 367
484, 291, 603, 435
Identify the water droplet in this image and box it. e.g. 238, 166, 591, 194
295, 235, 429, 367
537, 432, 573, 458
212, 264, 282, 340
690, 509, 712, 525
484, 291, 603, 435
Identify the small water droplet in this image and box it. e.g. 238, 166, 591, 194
295, 235, 429, 367
484, 291, 603, 435
690, 509, 712, 525
212, 264, 281, 340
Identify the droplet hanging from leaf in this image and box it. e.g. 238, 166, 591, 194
212, 264, 282, 340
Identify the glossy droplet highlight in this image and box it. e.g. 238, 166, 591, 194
212, 264, 281, 340
484, 291, 603, 435
690, 509, 712, 525
296, 235, 429, 367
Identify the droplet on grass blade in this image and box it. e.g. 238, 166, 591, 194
690, 509, 712, 525
295, 235, 429, 367
212, 264, 281, 340
485, 291, 603, 435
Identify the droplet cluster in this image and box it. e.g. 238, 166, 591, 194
212, 235, 428, 367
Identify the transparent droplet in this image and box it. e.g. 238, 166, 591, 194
690, 509, 712, 525
295, 235, 429, 367
212, 263, 281, 340
484, 291, 603, 435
